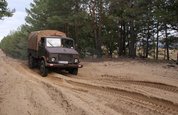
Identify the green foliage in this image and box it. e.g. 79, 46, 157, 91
0, 0, 14, 19
1, 0, 178, 60
0, 25, 29, 59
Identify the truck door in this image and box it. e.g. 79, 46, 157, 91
38, 37, 46, 57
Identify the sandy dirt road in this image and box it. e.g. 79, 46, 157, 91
0, 49, 178, 115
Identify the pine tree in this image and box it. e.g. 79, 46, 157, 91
0, 0, 14, 19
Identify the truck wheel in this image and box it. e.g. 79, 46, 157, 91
40, 60, 48, 77
28, 56, 35, 68
69, 68, 78, 75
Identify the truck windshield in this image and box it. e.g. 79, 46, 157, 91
46, 37, 74, 48
46, 38, 61, 47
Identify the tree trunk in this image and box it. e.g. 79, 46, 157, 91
165, 24, 169, 60
146, 21, 150, 58
117, 21, 121, 56
123, 22, 126, 55
89, 0, 103, 58
118, 21, 126, 56
74, 19, 80, 52
156, 22, 159, 60
108, 44, 113, 58
129, 21, 136, 58
96, 0, 103, 58
119, 23, 123, 56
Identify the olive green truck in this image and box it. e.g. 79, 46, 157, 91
28, 30, 82, 77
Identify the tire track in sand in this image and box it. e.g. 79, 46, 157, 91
100, 74, 178, 93
63, 79, 178, 115
13, 62, 178, 115
5, 54, 178, 115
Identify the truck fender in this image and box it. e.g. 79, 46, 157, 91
40, 56, 47, 66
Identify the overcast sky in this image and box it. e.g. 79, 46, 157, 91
0, 0, 33, 41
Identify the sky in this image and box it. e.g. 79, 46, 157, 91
0, 0, 33, 41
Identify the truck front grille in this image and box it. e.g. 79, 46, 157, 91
58, 54, 73, 63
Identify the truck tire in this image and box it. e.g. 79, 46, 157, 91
28, 55, 35, 68
40, 60, 48, 77
69, 68, 78, 75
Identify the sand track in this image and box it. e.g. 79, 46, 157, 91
41, 75, 178, 115
96, 75, 178, 93
0, 49, 178, 115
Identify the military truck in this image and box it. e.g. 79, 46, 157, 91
28, 30, 82, 77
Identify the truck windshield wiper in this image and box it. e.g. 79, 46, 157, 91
47, 41, 54, 47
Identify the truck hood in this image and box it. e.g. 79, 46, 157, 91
46, 47, 79, 55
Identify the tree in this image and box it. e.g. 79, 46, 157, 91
87, 0, 109, 58
0, 25, 29, 59
1, 0, 178, 60
0, 0, 14, 19
25, 0, 49, 30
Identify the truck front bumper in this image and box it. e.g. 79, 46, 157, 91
46, 63, 83, 68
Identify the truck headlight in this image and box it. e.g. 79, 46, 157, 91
51, 57, 56, 62
74, 58, 79, 63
